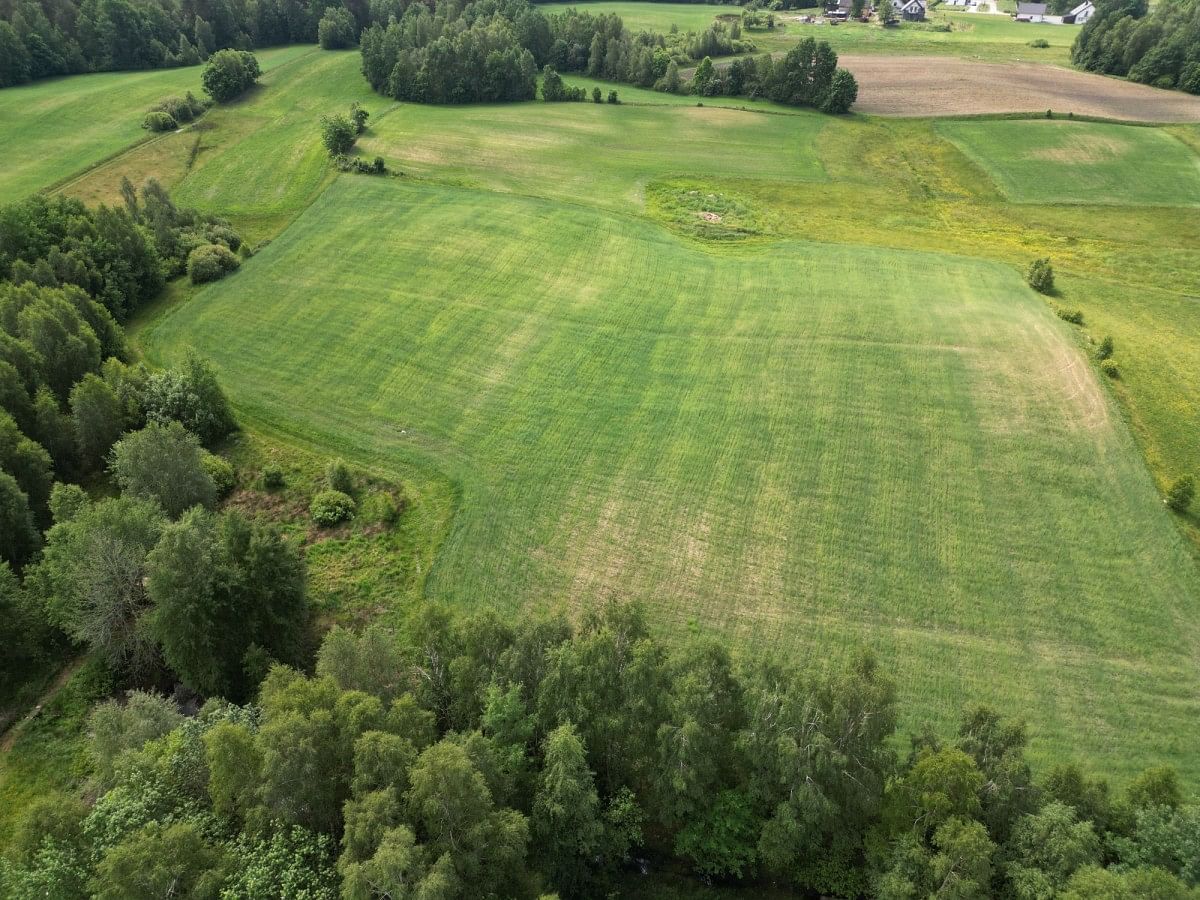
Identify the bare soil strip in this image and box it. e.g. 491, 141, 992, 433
840, 55, 1200, 121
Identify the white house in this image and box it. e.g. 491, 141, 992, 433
1063, 0, 1095, 23
1015, 1, 1048, 21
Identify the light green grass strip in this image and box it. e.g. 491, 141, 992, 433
938, 118, 1200, 206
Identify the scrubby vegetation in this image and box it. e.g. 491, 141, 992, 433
141, 92, 207, 132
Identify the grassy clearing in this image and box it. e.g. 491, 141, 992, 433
537, 1, 1076, 62
359, 98, 824, 212
0, 45, 312, 203
144, 176, 1200, 780
938, 119, 1200, 206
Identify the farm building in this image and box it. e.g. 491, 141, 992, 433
896, 0, 927, 20
1015, 2, 1048, 21
1063, 0, 1094, 22
825, 0, 873, 19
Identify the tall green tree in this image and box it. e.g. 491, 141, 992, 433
109, 421, 216, 517
533, 723, 602, 897
70, 372, 124, 470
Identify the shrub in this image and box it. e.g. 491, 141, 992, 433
607, 90, 620, 104
1027, 257, 1055, 293
1095, 336, 1113, 361
1100, 359, 1119, 379
1055, 306, 1084, 325
143, 111, 178, 132
318, 7, 357, 49
592, 87, 602, 103
202, 452, 236, 498
311, 489, 355, 526
1166, 475, 1194, 513
142, 355, 237, 446
821, 68, 858, 114
325, 458, 353, 494
261, 464, 285, 490
334, 155, 388, 175
349, 102, 369, 133
187, 243, 240, 284
320, 113, 357, 156
201, 50, 260, 103
1028, 37, 1050, 48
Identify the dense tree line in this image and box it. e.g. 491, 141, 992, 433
359, 0, 855, 111
0, 0, 342, 87
2, 600, 1198, 898
0, 182, 250, 697
1072, 0, 1200, 92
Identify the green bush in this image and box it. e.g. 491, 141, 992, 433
187, 243, 240, 284
320, 113, 357, 156
1028, 38, 1050, 48
143, 111, 178, 132
607, 90, 620, 104
325, 457, 353, 494
311, 489, 355, 526
1055, 306, 1084, 325
201, 452, 236, 498
1166, 475, 1194, 513
201, 49, 260, 104
261, 464, 285, 490
1095, 336, 1113, 361
1027, 257, 1055, 294
1100, 359, 1119, 379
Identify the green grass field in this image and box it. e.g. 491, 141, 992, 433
143, 177, 1200, 779
2, 39, 1200, 788
0, 45, 313, 203
536, 1, 1076, 62
939, 119, 1200, 206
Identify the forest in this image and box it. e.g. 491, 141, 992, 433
1072, 0, 1200, 92
3, 601, 1200, 898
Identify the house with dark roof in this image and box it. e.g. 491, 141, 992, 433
896, 0, 926, 20
1015, 2, 1048, 21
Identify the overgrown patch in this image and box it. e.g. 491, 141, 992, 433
646, 180, 768, 241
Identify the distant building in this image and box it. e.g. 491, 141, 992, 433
897, 0, 927, 20
825, 0, 873, 19
1063, 0, 1095, 23
1015, 1, 1049, 21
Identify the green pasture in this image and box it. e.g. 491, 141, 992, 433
144, 177, 1200, 780
0, 45, 313, 203
536, 2, 1075, 62
939, 119, 1200, 206
358, 98, 824, 213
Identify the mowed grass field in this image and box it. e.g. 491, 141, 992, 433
0, 45, 312, 202
358, 100, 824, 212
144, 177, 1200, 779
939, 119, 1200, 206
536, 1, 1076, 62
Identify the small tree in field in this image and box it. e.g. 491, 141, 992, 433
1095, 335, 1113, 361
878, 0, 898, 24
592, 87, 602, 103
1166, 475, 1194, 513
320, 114, 357, 156
1027, 257, 1055, 294
201, 50, 260, 103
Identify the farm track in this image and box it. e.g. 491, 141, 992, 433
841, 55, 1200, 120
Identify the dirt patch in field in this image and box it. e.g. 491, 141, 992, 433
1026, 132, 1129, 162
840, 56, 1200, 122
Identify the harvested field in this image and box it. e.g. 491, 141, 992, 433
842, 55, 1200, 121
